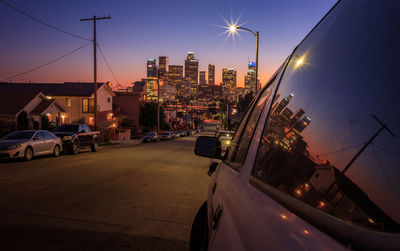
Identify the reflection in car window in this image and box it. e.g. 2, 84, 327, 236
252, 1, 400, 233
3, 131, 34, 140
232, 87, 271, 165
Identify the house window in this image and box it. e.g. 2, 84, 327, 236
82, 98, 89, 113
107, 97, 111, 103
67, 98, 72, 107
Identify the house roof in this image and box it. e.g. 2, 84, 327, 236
0, 82, 106, 97
30, 99, 67, 115
0, 89, 42, 115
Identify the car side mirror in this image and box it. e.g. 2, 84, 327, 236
194, 136, 221, 159
33, 136, 40, 140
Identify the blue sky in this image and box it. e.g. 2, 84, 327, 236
0, 0, 336, 87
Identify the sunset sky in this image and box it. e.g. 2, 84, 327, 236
0, 0, 336, 88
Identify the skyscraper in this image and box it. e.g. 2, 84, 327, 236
244, 62, 256, 95
199, 71, 207, 85
222, 68, 237, 100
273, 93, 294, 115
184, 52, 199, 84
208, 64, 215, 85
168, 65, 183, 86
147, 58, 157, 78
158, 56, 169, 81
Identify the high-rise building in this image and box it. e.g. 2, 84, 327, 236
158, 56, 169, 81
142, 77, 158, 102
168, 65, 183, 86
273, 93, 294, 115
290, 109, 305, 126
208, 64, 215, 85
199, 71, 207, 85
185, 52, 199, 84
244, 62, 256, 95
222, 68, 237, 100
147, 59, 157, 78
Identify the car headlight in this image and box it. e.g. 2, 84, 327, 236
8, 144, 22, 150
63, 136, 72, 140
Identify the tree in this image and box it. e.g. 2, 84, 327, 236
237, 93, 253, 114
17, 110, 29, 130
41, 115, 50, 130
139, 102, 168, 132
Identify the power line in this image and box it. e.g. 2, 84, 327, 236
97, 43, 120, 84
1, 41, 91, 81
0, 0, 90, 41
317, 142, 365, 157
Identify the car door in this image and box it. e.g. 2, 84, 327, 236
42, 131, 55, 154
77, 125, 88, 147
208, 71, 280, 251
31, 131, 47, 155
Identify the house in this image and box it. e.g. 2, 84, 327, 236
0, 82, 114, 126
0, 88, 66, 128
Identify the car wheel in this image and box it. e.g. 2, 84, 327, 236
53, 145, 60, 157
190, 201, 208, 251
70, 141, 79, 155
24, 147, 33, 161
91, 140, 99, 152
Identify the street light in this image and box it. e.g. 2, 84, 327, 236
228, 24, 259, 95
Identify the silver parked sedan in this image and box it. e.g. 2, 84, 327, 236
0, 130, 63, 161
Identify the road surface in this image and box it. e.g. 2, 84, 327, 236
0, 135, 210, 250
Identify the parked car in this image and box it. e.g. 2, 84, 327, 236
173, 131, 180, 138
179, 130, 185, 137
190, 1, 400, 250
0, 130, 62, 161
160, 131, 172, 140
53, 124, 100, 154
142, 132, 159, 143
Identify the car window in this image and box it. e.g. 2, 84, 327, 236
251, 0, 400, 235
226, 73, 279, 168
42, 131, 53, 139
36, 131, 46, 140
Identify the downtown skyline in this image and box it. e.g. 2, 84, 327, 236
0, 0, 336, 88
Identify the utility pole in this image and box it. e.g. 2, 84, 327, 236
157, 79, 160, 133
321, 115, 396, 198
80, 15, 111, 130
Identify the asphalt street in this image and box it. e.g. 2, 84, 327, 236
0, 135, 210, 250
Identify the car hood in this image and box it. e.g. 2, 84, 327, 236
0, 139, 29, 150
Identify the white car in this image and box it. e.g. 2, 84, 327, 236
0, 130, 62, 161
190, 1, 400, 250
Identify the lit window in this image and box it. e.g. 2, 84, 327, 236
82, 98, 89, 113
67, 98, 72, 107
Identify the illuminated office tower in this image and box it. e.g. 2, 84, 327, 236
222, 68, 237, 100
158, 56, 169, 81
273, 93, 294, 115
199, 71, 207, 85
147, 58, 157, 78
293, 116, 312, 133
208, 64, 215, 85
290, 109, 305, 126
168, 65, 183, 86
184, 52, 199, 84
244, 62, 256, 95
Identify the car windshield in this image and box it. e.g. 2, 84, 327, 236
3, 131, 34, 140
145, 133, 155, 136
53, 125, 79, 132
